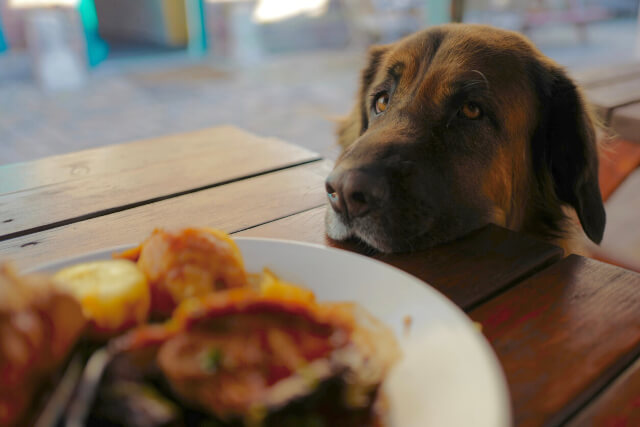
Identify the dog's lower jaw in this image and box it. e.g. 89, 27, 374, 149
325, 205, 353, 241
325, 206, 391, 253
325, 206, 405, 254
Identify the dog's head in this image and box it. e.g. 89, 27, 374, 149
325, 24, 605, 253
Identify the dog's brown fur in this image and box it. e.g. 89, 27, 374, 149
326, 24, 605, 254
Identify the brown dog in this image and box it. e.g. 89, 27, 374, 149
325, 23, 605, 255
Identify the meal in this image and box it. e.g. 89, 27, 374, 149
0, 227, 401, 426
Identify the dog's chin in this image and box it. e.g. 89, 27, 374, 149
325, 205, 490, 253
325, 206, 393, 252
324, 206, 353, 241
325, 206, 429, 254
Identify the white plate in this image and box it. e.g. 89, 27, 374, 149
34, 237, 511, 427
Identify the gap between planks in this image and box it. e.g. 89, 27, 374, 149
0, 158, 323, 242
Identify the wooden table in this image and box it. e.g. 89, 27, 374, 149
573, 62, 640, 143
1, 126, 639, 426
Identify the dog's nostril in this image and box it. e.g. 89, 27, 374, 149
350, 191, 367, 205
325, 181, 343, 213
325, 182, 336, 196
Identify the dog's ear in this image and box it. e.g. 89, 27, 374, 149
337, 45, 389, 149
532, 64, 606, 244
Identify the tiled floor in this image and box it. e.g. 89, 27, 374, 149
0, 49, 361, 164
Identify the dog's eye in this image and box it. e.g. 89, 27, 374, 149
374, 92, 389, 114
460, 102, 482, 119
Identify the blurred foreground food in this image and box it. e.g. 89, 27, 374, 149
107, 286, 399, 426
54, 259, 150, 338
0, 263, 85, 426
0, 227, 400, 426
119, 228, 247, 317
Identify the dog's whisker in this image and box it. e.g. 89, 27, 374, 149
470, 69, 490, 89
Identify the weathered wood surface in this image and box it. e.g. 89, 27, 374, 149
470, 256, 640, 426
567, 355, 640, 427
0, 162, 331, 269
611, 102, 640, 144
585, 77, 640, 122
0, 126, 320, 241
598, 138, 640, 201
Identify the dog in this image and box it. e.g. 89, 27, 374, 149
325, 23, 605, 255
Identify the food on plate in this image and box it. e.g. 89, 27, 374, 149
0, 227, 404, 426
0, 263, 85, 427
53, 259, 150, 337
107, 285, 399, 426
256, 268, 316, 304
119, 228, 247, 317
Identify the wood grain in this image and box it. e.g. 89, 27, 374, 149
237, 207, 564, 310
567, 356, 640, 427
0, 126, 316, 194
470, 255, 640, 426
585, 78, 640, 122
611, 103, 640, 144
0, 126, 320, 240
0, 162, 332, 270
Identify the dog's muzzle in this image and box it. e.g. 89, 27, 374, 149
325, 167, 387, 220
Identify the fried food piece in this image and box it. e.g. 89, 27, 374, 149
0, 263, 85, 427
257, 268, 316, 305
54, 259, 150, 338
121, 228, 247, 317
116, 287, 399, 425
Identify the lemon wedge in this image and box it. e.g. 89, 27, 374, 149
54, 259, 150, 337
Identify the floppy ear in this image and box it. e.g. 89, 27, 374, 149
532, 65, 606, 244
337, 45, 389, 149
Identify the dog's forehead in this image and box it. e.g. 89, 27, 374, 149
375, 25, 538, 118
384, 25, 536, 86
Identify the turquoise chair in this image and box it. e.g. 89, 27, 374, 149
78, 0, 209, 65
0, 8, 7, 53
78, 0, 109, 66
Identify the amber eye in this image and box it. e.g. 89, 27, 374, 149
460, 102, 482, 119
374, 92, 389, 114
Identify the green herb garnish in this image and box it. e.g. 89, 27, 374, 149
201, 348, 223, 372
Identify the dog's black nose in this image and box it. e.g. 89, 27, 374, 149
325, 168, 383, 219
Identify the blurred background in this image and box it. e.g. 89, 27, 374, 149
0, 0, 638, 164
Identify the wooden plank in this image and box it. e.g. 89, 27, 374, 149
235, 205, 328, 245
0, 127, 321, 240
0, 161, 332, 270
584, 78, 640, 122
470, 255, 640, 426
598, 138, 640, 201
611, 102, 640, 144
596, 168, 640, 273
571, 62, 640, 88
237, 207, 564, 310
0, 126, 316, 194
567, 356, 640, 427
